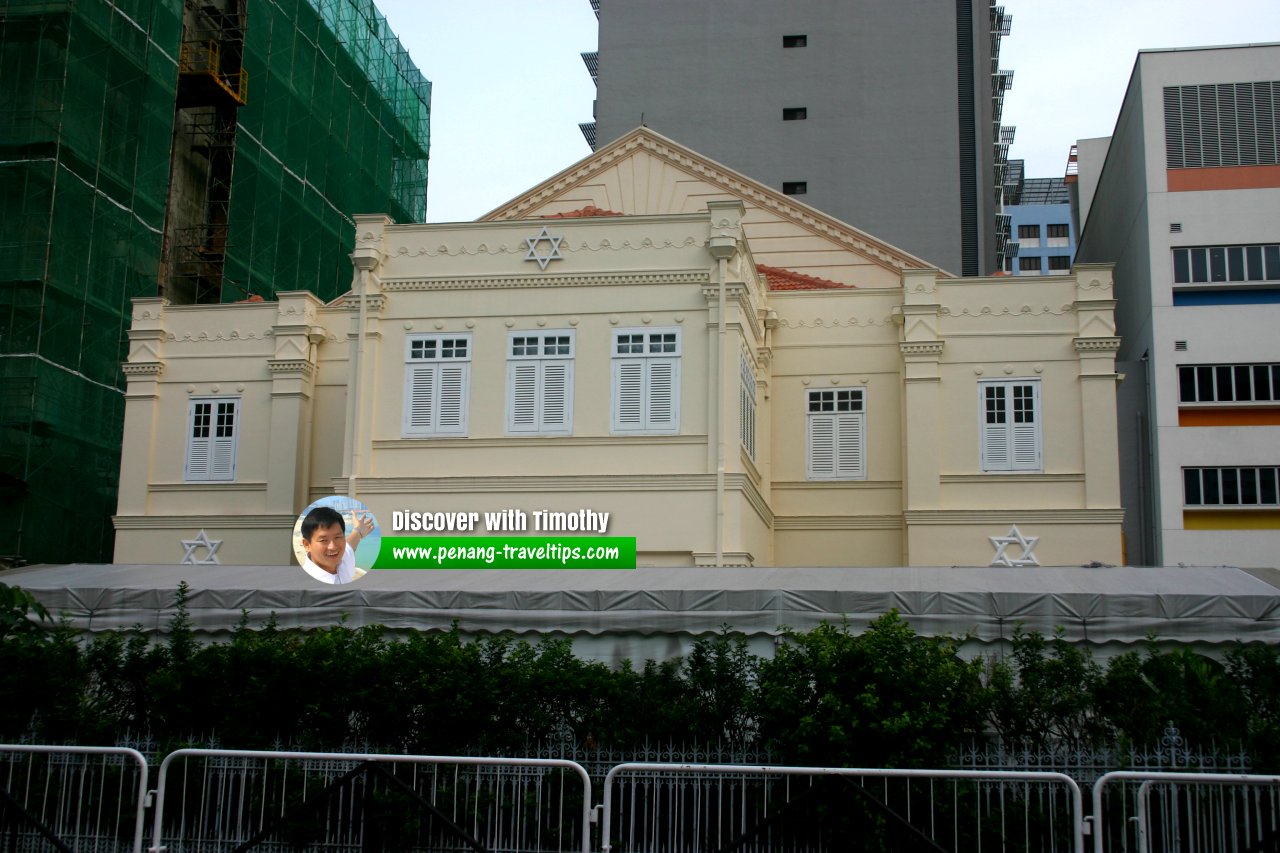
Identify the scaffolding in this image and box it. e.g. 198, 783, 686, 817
219, 0, 430, 302
0, 0, 430, 562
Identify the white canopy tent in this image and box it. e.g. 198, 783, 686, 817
5, 563, 1278, 662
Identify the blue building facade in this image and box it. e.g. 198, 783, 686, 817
1004, 166, 1076, 276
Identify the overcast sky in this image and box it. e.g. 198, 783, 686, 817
374, 1, 1280, 224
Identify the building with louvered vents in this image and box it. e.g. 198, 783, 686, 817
114, 129, 1123, 568
1074, 43, 1280, 568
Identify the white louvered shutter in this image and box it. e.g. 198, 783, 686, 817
807, 414, 836, 479
645, 359, 678, 430
437, 364, 468, 434
186, 399, 237, 481
981, 384, 1011, 471
208, 401, 238, 479
1010, 383, 1041, 470
835, 412, 865, 479
508, 362, 538, 431
405, 365, 436, 433
186, 401, 212, 480
541, 361, 571, 432
614, 360, 644, 430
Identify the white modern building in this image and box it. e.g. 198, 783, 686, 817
1075, 43, 1280, 568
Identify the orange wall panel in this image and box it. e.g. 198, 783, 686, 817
1167, 165, 1280, 192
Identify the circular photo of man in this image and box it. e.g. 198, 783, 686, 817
293, 496, 381, 585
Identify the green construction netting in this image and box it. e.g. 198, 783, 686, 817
0, 0, 430, 563
222, 0, 430, 300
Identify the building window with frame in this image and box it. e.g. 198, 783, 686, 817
1017, 224, 1040, 247
186, 397, 240, 481
740, 355, 757, 458
1179, 363, 1280, 403
1019, 256, 1042, 273
782, 34, 807, 48
980, 379, 1042, 471
612, 329, 680, 433
403, 334, 471, 436
1173, 244, 1280, 285
1046, 223, 1071, 247
806, 388, 865, 480
1047, 255, 1071, 271
507, 330, 574, 434
1184, 466, 1280, 507
782, 107, 807, 121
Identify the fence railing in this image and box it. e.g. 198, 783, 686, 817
0, 744, 149, 853
148, 749, 593, 853
5, 743, 1280, 853
1092, 770, 1280, 853
601, 762, 1085, 853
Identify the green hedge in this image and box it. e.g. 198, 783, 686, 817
2, 581, 1279, 768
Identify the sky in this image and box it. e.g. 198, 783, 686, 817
375, 1, 1280, 224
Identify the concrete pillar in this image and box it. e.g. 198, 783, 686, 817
117, 298, 168, 519
265, 292, 325, 515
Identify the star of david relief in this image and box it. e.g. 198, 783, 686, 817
989, 524, 1040, 567
180, 529, 222, 565
523, 226, 564, 270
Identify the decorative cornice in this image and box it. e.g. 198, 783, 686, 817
772, 480, 902, 491
940, 304, 1074, 318
167, 329, 274, 342
693, 551, 756, 567
267, 359, 315, 376
481, 130, 934, 275
940, 473, 1084, 484
148, 482, 268, 492
774, 515, 904, 530
122, 362, 163, 376
381, 272, 710, 291
391, 235, 701, 259
113, 513, 291, 529
775, 315, 895, 329
904, 509, 1124, 524
1074, 337, 1122, 352
345, 294, 386, 312
372, 435, 707, 451
899, 341, 945, 356
346, 473, 730, 494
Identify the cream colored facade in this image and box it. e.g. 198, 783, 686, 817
115, 129, 1124, 567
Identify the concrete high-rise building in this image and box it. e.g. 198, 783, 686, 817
580, 0, 1015, 277
1075, 43, 1280, 568
0, 0, 430, 563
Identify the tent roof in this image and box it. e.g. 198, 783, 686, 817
5, 563, 1278, 658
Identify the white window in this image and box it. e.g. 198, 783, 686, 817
980, 380, 1042, 471
507, 331, 574, 434
403, 334, 471, 436
612, 328, 680, 433
740, 355, 757, 458
185, 397, 239, 481
806, 389, 865, 480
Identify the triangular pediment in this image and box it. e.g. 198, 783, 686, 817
481, 128, 945, 287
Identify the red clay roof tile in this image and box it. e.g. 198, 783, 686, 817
541, 205, 624, 218
757, 264, 855, 291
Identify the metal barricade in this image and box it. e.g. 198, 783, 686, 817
600, 762, 1086, 853
148, 748, 592, 853
0, 744, 149, 853
1091, 771, 1280, 853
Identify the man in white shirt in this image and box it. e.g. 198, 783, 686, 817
300, 506, 374, 584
